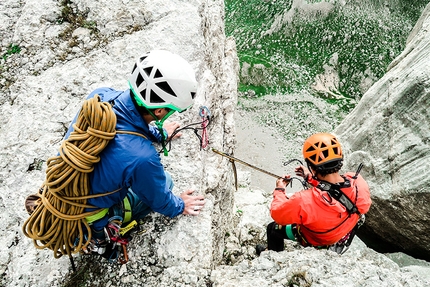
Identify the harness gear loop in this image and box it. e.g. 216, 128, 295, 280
22, 95, 148, 261
85, 208, 109, 225
123, 195, 132, 223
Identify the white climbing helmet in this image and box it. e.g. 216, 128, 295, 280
128, 50, 197, 112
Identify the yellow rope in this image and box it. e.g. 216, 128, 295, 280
22, 95, 118, 259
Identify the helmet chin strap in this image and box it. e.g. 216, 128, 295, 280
306, 162, 318, 179
148, 109, 176, 156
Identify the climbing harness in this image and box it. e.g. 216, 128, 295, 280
312, 163, 364, 216
298, 163, 365, 254
81, 194, 136, 263
22, 95, 148, 271
317, 179, 359, 215
80, 219, 137, 264
161, 106, 211, 154
212, 148, 306, 190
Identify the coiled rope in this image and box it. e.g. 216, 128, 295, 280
22, 95, 118, 259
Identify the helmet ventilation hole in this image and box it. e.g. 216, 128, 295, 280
309, 154, 317, 162
322, 150, 329, 158
136, 73, 144, 87
154, 69, 163, 78
131, 64, 137, 74
150, 90, 164, 103
156, 81, 177, 97
144, 66, 153, 76
306, 146, 315, 152
140, 89, 147, 100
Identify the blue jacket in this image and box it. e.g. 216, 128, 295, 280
65, 88, 184, 226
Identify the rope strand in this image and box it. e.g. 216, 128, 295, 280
22, 95, 117, 259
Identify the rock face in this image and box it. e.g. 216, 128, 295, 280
336, 3, 430, 262
1, 0, 239, 286
1, 0, 430, 286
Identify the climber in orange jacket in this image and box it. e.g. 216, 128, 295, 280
257, 133, 371, 255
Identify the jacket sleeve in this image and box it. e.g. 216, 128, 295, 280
270, 189, 304, 225
148, 125, 168, 143
130, 148, 184, 218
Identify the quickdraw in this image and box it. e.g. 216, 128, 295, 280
162, 106, 211, 153
199, 106, 210, 149
80, 219, 139, 264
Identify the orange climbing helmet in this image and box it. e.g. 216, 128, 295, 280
303, 133, 343, 167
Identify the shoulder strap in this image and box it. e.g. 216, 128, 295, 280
316, 163, 363, 215
116, 130, 148, 140
317, 180, 359, 214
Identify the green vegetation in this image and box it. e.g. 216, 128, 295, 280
2, 44, 21, 61
225, 0, 427, 108
57, 0, 99, 39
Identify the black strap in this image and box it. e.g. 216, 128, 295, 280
352, 163, 363, 179
317, 180, 359, 214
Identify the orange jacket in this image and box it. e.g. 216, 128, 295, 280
270, 172, 371, 246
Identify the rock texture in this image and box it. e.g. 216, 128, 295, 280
336, 3, 430, 262
210, 170, 430, 287
1, 0, 238, 286
1, 0, 430, 286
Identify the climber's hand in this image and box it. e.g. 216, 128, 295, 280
164, 121, 182, 140
181, 190, 206, 216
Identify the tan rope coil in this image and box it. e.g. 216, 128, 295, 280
22, 95, 118, 259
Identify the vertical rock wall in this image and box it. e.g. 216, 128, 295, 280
335, 3, 430, 261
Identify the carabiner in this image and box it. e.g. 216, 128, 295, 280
199, 106, 211, 118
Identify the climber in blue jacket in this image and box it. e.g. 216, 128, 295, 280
65, 50, 206, 257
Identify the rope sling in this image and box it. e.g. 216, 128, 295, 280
22, 94, 120, 259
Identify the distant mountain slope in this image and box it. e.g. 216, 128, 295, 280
225, 0, 427, 111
